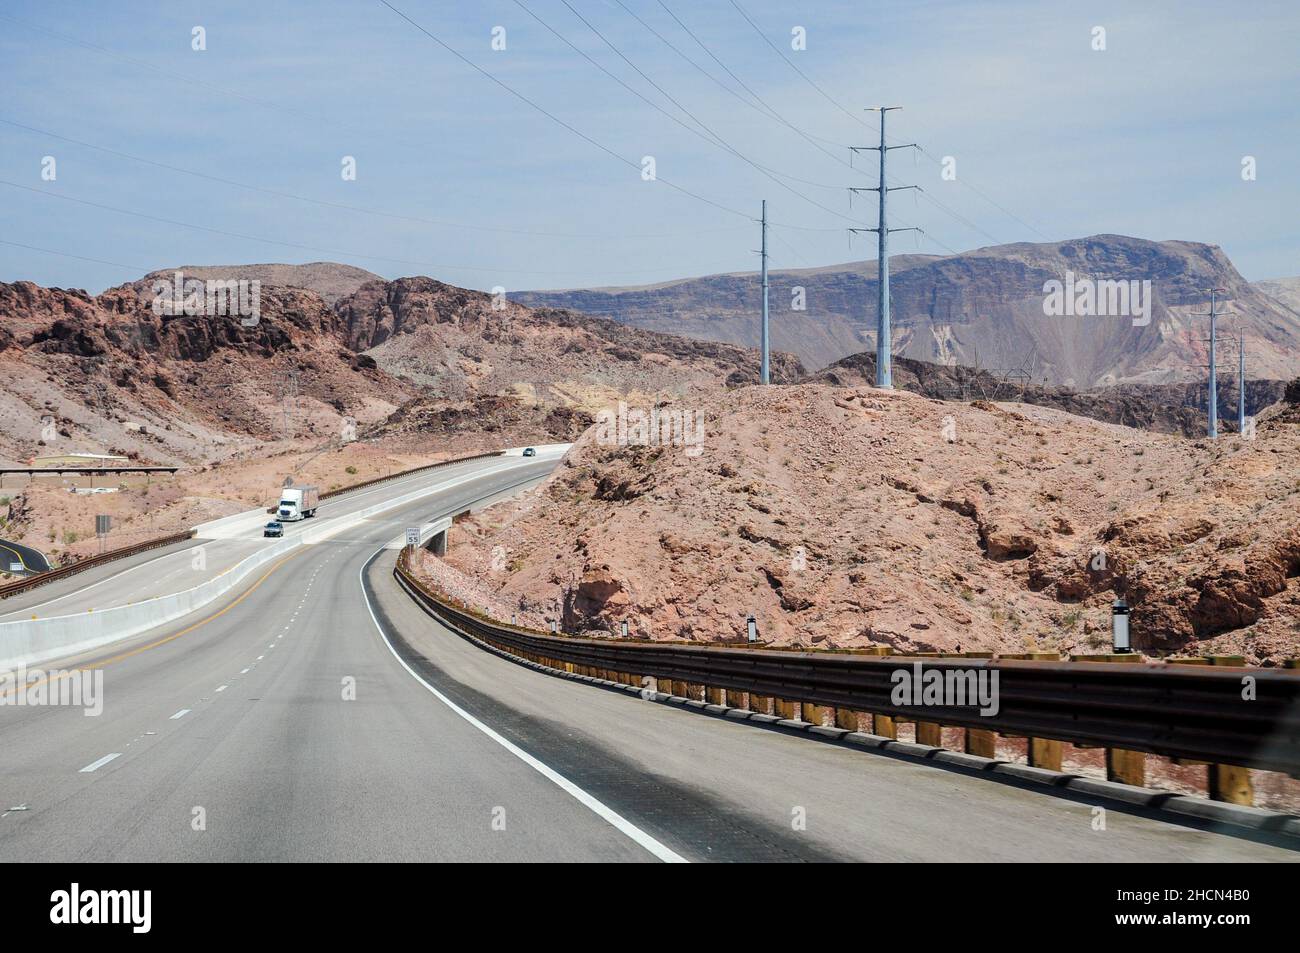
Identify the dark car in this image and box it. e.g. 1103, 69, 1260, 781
264, 521, 284, 538
522, 447, 537, 457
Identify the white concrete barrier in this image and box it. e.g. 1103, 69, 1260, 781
0, 458, 534, 670
0, 535, 299, 671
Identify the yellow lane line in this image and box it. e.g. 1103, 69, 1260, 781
0, 542, 32, 572
0, 548, 305, 698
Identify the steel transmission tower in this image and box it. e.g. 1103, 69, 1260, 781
760, 200, 769, 385
1190, 289, 1228, 439
1238, 328, 1247, 433
849, 106, 918, 389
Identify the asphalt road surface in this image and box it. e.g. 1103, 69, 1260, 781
0, 456, 525, 621
0, 454, 1295, 862
0, 538, 50, 575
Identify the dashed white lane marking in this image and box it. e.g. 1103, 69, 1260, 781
257, 655, 264, 661
170, 708, 191, 720
359, 557, 687, 864
240, 668, 250, 674
215, 684, 228, 693
79, 753, 121, 773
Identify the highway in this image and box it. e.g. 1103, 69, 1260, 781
0, 538, 50, 575
0, 456, 519, 621
0, 452, 1295, 862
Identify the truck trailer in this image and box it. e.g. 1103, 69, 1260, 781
276, 485, 320, 521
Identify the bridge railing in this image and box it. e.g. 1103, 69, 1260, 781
394, 550, 1300, 807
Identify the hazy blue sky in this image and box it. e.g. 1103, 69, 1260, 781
1, 0, 1297, 294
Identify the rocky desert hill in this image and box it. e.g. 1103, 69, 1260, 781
514, 235, 1300, 388
511, 254, 939, 372
812, 350, 1287, 438
0, 271, 797, 467
0, 278, 407, 466
426, 382, 1300, 665
145, 262, 383, 306
1256, 276, 1300, 314
335, 276, 803, 422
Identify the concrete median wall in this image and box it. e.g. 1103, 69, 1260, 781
0, 458, 530, 671
0, 535, 300, 670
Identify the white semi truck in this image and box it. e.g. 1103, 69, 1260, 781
276, 485, 320, 521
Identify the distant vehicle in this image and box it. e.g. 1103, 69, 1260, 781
522, 447, 537, 457
276, 485, 320, 521
264, 521, 283, 538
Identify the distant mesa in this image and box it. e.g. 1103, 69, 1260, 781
512, 235, 1300, 389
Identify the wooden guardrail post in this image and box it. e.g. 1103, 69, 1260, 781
834, 707, 862, 731
801, 701, 829, 727
1002, 651, 1063, 770
915, 721, 942, 746
911, 652, 943, 746
707, 686, 725, 705
962, 651, 997, 757
1073, 652, 1146, 786
773, 697, 797, 719
860, 646, 897, 738
1204, 655, 1254, 805
726, 689, 748, 709
748, 692, 773, 715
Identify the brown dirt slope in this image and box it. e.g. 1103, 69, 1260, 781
336, 276, 803, 418
436, 384, 1300, 664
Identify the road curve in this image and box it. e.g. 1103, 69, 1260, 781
0, 454, 1294, 862
0, 538, 50, 574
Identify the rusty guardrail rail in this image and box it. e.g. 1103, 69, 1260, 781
0, 530, 197, 600
317, 450, 504, 501
268, 451, 508, 512
394, 553, 1300, 790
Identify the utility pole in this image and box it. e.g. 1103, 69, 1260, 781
1238, 328, 1247, 434
760, 199, 769, 385
849, 107, 918, 390
1190, 289, 1228, 439
279, 362, 299, 439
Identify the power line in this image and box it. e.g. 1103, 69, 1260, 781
608, 2, 1005, 247
507, 1, 850, 200
702, 2, 1045, 244
544, 0, 871, 227
374, 0, 754, 224
0, 13, 348, 133
726, 0, 872, 130
0, 117, 749, 242
0, 180, 741, 282
911, 145, 1053, 241
0, 239, 153, 275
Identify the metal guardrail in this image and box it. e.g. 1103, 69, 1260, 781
267, 451, 508, 513
318, 451, 505, 501
0, 530, 197, 600
394, 554, 1300, 777
0, 451, 509, 593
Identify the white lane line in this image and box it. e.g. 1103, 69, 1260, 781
240, 668, 250, 674
359, 559, 687, 864
215, 684, 227, 693
169, 708, 191, 720
257, 655, 264, 661
79, 753, 121, 773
